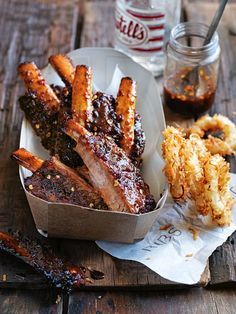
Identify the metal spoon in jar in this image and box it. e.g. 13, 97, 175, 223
185, 0, 228, 90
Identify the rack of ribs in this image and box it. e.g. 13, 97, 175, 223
11, 148, 107, 209
0, 231, 86, 291
65, 120, 156, 214
18, 55, 145, 168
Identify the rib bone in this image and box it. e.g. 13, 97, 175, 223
18, 62, 60, 111
49, 54, 75, 87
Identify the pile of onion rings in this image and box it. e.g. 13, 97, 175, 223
162, 123, 234, 226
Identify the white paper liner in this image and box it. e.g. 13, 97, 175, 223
96, 173, 236, 284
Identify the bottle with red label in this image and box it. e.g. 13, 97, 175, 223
114, 0, 180, 76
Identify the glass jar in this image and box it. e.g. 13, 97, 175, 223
163, 22, 221, 117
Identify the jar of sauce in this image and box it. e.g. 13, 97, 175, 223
163, 22, 220, 117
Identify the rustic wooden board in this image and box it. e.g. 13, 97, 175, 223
0, 0, 235, 296
185, 2, 236, 286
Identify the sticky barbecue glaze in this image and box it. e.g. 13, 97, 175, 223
0, 231, 85, 291
66, 121, 156, 213
24, 158, 107, 209
19, 85, 145, 168
19, 86, 83, 168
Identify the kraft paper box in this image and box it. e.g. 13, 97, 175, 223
19, 48, 168, 243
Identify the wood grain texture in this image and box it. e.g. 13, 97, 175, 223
0, 0, 79, 289
185, 2, 236, 286
1, 287, 236, 314
80, 0, 114, 48
0, 288, 62, 314
69, 288, 236, 314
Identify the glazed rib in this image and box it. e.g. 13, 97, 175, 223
18, 62, 60, 111
49, 54, 75, 87
18, 63, 60, 155
72, 65, 93, 126
90, 92, 121, 143
131, 112, 145, 167
77, 165, 93, 186
18, 92, 59, 154
12, 148, 106, 209
65, 120, 155, 213
91, 92, 145, 166
12, 148, 44, 172
18, 80, 82, 167
0, 231, 85, 291
116, 77, 136, 155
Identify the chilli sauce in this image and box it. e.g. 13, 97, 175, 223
163, 68, 216, 117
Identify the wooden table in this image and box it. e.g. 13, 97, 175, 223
0, 0, 236, 313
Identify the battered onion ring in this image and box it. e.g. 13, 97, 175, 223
162, 127, 188, 200
187, 114, 236, 156
183, 134, 211, 215
203, 154, 234, 226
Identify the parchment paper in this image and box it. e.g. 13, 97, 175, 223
97, 173, 236, 284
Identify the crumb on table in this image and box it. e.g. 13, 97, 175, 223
159, 224, 173, 231
185, 253, 193, 257
188, 227, 199, 240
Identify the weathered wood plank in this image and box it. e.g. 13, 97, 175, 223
185, 2, 236, 287
1, 286, 236, 314
0, 288, 62, 313
80, 0, 114, 48
68, 288, 236, 314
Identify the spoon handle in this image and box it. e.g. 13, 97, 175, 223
204, 0, 228, 45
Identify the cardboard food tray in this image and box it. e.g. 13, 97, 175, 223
19, 48, 168, 243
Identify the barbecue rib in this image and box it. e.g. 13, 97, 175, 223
65, 120, 156, 213
12, 148, 106, 209
90, 92, 145, 166
18, 62, 60, 154
0, 231, 85, 291
131, 112, 145, 166
18, 62, 82, 168
90, 92, 121, 143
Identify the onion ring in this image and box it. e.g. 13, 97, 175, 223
203, 154, 234, 226
183, 134, 210, 215
162, 127, 188, 200
187, 114, 236, 156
